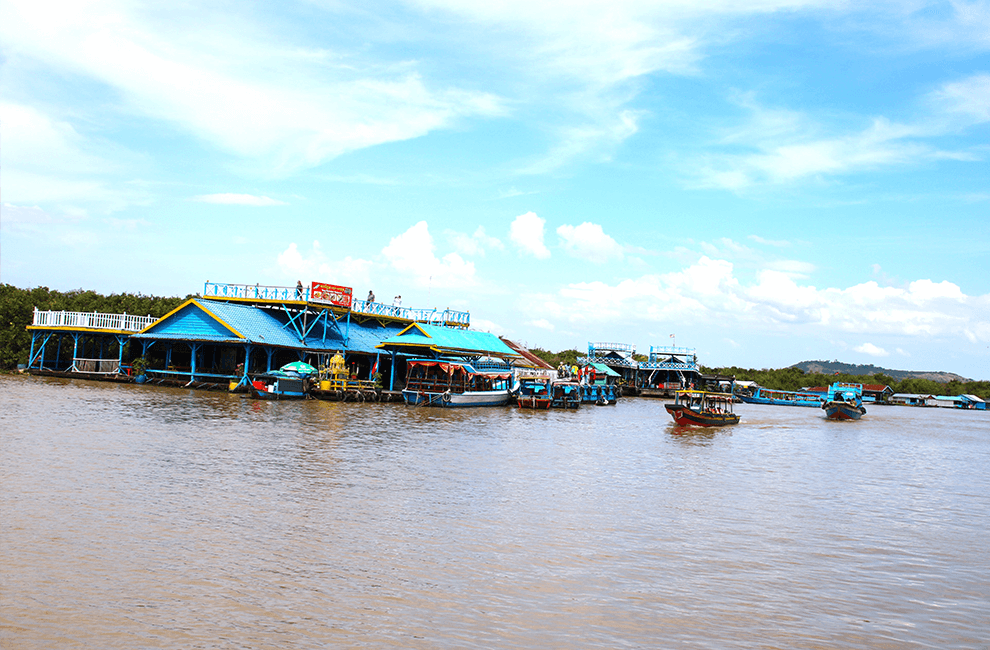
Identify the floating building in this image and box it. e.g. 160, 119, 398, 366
26, 280, 534, 399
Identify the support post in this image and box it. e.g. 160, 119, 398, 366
70, 333, 81, 372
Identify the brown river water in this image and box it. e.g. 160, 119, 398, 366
2, 374, 989, 649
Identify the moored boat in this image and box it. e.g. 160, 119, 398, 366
515, 376, 581, 409
402, 358, 512, 407
249, 373, 311, 400
738, 387, 823, 407
822, 382, 867, 420
665, 390, 740, 427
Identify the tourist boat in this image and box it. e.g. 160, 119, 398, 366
402, 358, 513, 407
578, 363, 620, 405
515, 376, 581, 409
738, 387, 823, 407
665, 389, 740, 426
822, 382, 867, 420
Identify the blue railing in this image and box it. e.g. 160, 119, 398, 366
642, 345, 698, 370
204, 282, 470, 327
589, 342, 636, 355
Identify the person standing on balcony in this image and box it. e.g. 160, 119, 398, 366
296, 281, 303, 300
393, 295, 402, 315
367, 290, 375, 303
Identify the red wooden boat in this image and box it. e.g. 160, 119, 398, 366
665, 390, 740, 427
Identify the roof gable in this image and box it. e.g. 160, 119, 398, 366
140, 299, 244, 340
379, 323, 520, 358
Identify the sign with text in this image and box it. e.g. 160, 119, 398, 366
310, 282, 353, 308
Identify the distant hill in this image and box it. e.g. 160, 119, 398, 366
790, 360, 971, 383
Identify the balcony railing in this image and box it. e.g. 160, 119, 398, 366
204, 282, 470, 327
32, 309, 157, 332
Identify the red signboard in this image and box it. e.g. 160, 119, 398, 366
310, 282, 353, 308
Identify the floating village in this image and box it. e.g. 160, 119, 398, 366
23, 280, 987, 425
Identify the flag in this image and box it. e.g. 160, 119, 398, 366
371, 356, 379, 378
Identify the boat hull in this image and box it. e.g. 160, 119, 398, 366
823, 401, 866, 420
403, 389, 511, 407
516, 395, 552, 409
665, 404, 740, 427
249, 383, 307, 400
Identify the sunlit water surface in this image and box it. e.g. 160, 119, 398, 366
2, 375, 989, 649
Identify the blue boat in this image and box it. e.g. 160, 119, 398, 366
579, 363, 620, 405
822, 382, 867, 420
402, 358, 513, 407
739, 387, 823, 407
515, 376, 582, 409
249, 372, 311, 400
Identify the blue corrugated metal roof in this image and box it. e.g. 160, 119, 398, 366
133, 299, 405, 354
378, 323, 520, 357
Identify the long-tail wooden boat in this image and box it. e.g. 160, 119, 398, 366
402, 358, 512, 407
738, 387, 823, 407
665, 389, 740, 426
822, 382, 867, 420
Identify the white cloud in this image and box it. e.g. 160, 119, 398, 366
519, 256, 990, 344
381, 221, 477, 288
690, 85, 987, 190
509, 212, 551, 259
276, 241, 375, 288
929, 73, 990, 126
517, 110, 642, 174
556, 222, 624, 263
0, 102, 144, 211
0, 1, 505, 174
854, 343, 889, 357
445, 226, 503, 257
528, 319, 555, 331
194, 193, 288, 206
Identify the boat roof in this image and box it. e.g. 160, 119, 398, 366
378, 322, 521, 359
586, 362, 621, 377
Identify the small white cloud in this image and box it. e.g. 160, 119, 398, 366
382, 221, 477, 288
509, 212, 551, 259
854, 343, 890, 357
896, 348, 910, 356
194, 193, 287, 206
276, 240, 374, 288
445, 225, 503, 257
528, 319, 555, 331
749, 235, 790, 247
556, 222, 623, 263
469, 317, 506, 335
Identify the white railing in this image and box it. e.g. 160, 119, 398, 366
33, 309, 157, 332
205, 282, 470, 327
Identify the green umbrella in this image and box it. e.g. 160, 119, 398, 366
280, 361, 317, 375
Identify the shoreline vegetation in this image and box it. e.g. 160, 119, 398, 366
3, 283, 988, 399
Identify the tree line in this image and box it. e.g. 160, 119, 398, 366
528, 348, 989, 399
704, 365, 990, 400
0, 284, 190, 369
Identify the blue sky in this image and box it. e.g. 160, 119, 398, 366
2, 0, 989, 379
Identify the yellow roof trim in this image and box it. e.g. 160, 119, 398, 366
396, 322, 432, 338
137, 298, 246, 339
